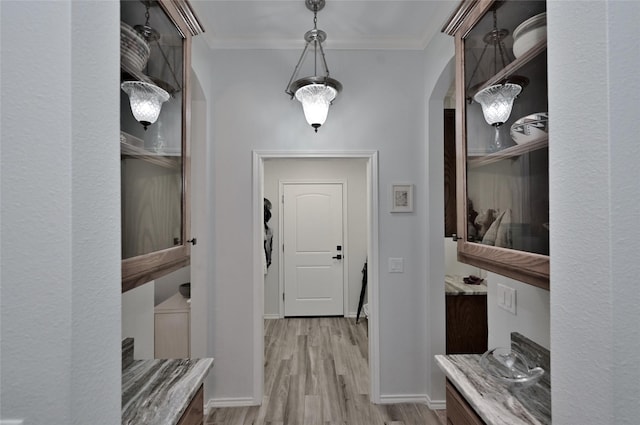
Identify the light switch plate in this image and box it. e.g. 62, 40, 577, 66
388, 257, 404, 273
497, 283, 517, 314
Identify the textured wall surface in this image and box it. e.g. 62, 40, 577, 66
548, 1, 640, 423
0, 1, 121, 423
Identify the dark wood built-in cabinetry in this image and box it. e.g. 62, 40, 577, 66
443, 0, 549, 290
446, 379, 485, 425
120, 0, 204, 292
177, 385, 204, 425
446, 293, 487, 354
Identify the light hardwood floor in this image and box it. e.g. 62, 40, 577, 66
206, 317, 446, 425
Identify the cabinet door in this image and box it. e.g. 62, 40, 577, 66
446, 380, 485, 425
120, 0, 203, 292
447, 0, 549, 290
155, 311, 190, 359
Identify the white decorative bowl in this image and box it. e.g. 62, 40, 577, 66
510, 112, 549, 145
120, 22, 150, 71
512, 12, 547, 58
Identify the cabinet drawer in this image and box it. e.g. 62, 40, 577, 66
446, 379, 484, 425
178, 385, 204, 425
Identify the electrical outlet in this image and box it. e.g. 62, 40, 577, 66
497, 283, 517, 314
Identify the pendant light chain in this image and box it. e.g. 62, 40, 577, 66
313, 10, 318, 77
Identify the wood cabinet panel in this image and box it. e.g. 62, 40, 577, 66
446, 379, 485, 425
444, 108, 457, 237
446, 294, 487, 354
444, 0, 550, 290
120, 0, 203, 293
178, 385, 204, 425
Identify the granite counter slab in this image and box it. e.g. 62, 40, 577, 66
122, 357, 214, 425
445, 274, 488, 295
435, 354, 550, 425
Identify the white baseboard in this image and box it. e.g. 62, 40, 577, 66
378, 394, 429, 404
426, 396, 446, 410
205, 397, 260, 412
263, 314, 280, 319
378, 394, 445, 410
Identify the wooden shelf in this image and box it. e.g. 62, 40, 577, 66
120, 132, 180, 169
120, 61, 154, 85
468, 135, 548, 168
472, 39, 547, 95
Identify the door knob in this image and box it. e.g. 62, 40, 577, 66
332, 254, 342, 260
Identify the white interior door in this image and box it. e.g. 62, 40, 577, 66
283, 183, 344, 316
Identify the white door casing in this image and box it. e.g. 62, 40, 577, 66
252, 150, 380, 405
283, 183, 345, 317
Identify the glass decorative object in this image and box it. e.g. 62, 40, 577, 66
295, 84, 338, 132
121, 81, 170, 130
474, 83, 522, 127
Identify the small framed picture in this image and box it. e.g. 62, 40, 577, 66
391, 183, 413, 213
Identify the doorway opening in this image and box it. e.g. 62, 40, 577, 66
252, 151, 380, 403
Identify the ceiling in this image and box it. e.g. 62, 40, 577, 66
189, 0, 459, 50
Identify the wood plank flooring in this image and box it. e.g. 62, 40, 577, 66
205, 317, 445, 425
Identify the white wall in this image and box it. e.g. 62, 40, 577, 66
548, 1, 640, 423
424, 32, 455, 405
190, 41, 218, 403
122, 284, 155, 359
155, 266, 191, 306
0, 1, 121, 423
263, 158, 368, 317
444, 238, 483, 277
486, 273, 550, 350
194, 45, 431, 402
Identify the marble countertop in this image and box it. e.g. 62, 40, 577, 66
122, 338, 214, 425
435, 354, 550, 425
445, 274, 488, 295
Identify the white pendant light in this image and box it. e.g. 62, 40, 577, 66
473, 83, 522, 127
286, 0, 342, 133
466, 8, 527, 129
121, 81, 170, 130
295, 83, 338, 131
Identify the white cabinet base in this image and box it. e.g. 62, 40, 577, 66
155, 293, 190, 358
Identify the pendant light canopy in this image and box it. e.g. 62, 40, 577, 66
286, 0, 342, 132
121, 81, 170, 130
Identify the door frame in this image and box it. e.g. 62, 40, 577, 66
252, 150, 380, 403
279, 180, 349, 318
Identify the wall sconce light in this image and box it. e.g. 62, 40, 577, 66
121, 81, 169, 130
285, 0, 342, 132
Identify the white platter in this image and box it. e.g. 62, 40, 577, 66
510, 112, 549, 145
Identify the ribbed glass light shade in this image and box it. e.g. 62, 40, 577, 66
295, 83, 338, 132
473, 83, 522, 126
121, 81, 170, 130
